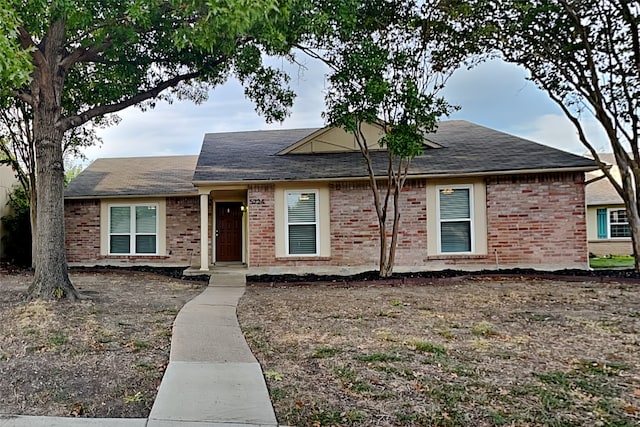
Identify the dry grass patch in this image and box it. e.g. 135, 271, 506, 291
0, 270, 205, 418
238, 277, 640, 426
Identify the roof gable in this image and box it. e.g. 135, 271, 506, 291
277, 122, 442, 154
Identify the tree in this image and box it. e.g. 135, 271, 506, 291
295, 0, 456, 277
457, 0, 640, 269
0, 98, 104, 268
0, 0, 297, 299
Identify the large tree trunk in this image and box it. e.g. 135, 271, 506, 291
29, 174, 37, 269
27, 113, 77, 300
26, 18, 78, 300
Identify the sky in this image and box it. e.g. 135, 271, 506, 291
83, 58, 610, 163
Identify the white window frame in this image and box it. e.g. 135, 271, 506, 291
607, 208, 631, 239
284, 189, 320, 256
436, 184, 474, 254
108, 203, 159, 255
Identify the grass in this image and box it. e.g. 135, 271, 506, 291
589, 255, 635, 268
238, 279, 640, 427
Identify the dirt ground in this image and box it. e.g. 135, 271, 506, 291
238, 276, 640, 427
0, 269, 205, 418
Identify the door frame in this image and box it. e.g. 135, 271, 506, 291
212, 200, 246, 264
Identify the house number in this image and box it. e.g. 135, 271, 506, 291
249, 199, 265, 205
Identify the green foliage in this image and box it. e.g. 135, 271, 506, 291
0, 0, 299, 125
1, 185, 31, 266
452, 0, 640, 269
589, 255, 635, 269
0, 2, 33, 102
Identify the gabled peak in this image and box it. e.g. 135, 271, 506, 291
277, 122, 442, 155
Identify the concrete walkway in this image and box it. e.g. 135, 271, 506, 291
0, 272, 279, 427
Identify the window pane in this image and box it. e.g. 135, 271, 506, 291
610, 209, 628, 224
110, 235, 130, 254
287, 193, 316, 223
439, 188, 470, 220
110, 207, 131, 233
136, 206, 157, 233
441, 221, 471, 252
136, 235, 157, 254
289, 224, 316, 255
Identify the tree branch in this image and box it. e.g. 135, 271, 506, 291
58, 70, 202, 131
60, 39, 113, 70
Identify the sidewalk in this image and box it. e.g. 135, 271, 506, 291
0, 272, 280, 427
148, 271, 278, 427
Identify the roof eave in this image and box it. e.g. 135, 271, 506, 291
65, 191, 200, 200
192, 165, 598, 187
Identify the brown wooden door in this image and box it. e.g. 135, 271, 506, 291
215, 202, 243, 262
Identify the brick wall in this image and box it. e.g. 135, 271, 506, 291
65, 199, 101, 263
247, 184, 277, 266
65, 196, 202, 266
246, 173, 588, 272
484, 172, 588, 267
247, 180, 428, 268
329, 180, 427, 267
165, 197, 202, 265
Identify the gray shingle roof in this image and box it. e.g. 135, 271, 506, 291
193, 120, 597, 183
586, 153, 624, 205
65, 155, 198, 198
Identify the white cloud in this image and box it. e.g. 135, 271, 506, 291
509, 114, 610, 155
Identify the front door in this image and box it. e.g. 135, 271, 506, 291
215, 202, 243, 262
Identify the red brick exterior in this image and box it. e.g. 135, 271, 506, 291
65, 196, 203, 266
247, 184, 277, 266
65, 199, 101, 263
65, 172, 588, 270
246, 172, 588, 270
484, 173, 588, 266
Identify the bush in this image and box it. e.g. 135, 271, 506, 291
1, 186, 31, 266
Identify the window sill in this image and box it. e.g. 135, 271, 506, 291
427, 254, 487, 260
104, 255, 169, 258
276, 256, 332, 261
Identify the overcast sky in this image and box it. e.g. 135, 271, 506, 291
83, 58, 609, 163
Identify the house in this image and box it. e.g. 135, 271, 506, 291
585, 154, 632, 257
0, 164, 18, 260
64, 120, 598, 274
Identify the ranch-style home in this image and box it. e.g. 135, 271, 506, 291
64, 120, 598, 275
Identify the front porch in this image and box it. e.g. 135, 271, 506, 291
196, 187, 249, 272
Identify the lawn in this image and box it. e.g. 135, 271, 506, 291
590, 255, 635, 269
0, 270, 205, 417
238, 277, 640, 427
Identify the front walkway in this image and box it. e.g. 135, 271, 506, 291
0, 272, 280, 427
148, 272, 278, 426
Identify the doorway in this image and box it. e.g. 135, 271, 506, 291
215, 202, 243, 262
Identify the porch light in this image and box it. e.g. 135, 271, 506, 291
240, 205, 247, 212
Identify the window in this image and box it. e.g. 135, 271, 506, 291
109, 205, 158, 254
438, 186, 473, 253
285, 191, 318, 255
609, 208, 631, 238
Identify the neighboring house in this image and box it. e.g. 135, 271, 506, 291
0, 164, 18, 260
64, 120, 598, 274
585, 154, 633, 257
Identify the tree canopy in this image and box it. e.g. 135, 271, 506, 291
295, 0, 458, 276
0, 0, 299, 299
455, 0, 640, 269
